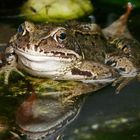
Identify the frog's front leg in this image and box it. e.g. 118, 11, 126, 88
59, 61, 118, 102
0, 46, 24, 84
59, 61, 118, 83
112, 76, 134, 93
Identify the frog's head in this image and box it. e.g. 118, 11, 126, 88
10, 21, 83, 77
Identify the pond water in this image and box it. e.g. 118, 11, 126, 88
0, 1, 140, 140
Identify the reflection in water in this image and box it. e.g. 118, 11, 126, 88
0, 73, 103, 140
16, 92, 84, 140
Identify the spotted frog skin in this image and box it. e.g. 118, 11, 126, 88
0, 3, 139, 95
0, 21, 117, 85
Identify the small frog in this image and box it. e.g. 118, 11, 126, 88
103, 2, 140, 92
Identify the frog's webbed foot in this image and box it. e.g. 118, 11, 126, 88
0, 65, 24, 84
112, 76, 134, 93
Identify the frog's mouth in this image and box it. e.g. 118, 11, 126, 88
16, 47, 81, 61
16, 48, 82, 77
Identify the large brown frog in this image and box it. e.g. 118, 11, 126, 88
0, 7, 120, 140
1, 2, 139, 95
0, 18, 118, 100
2, 22, 118, 83
0, 9, 119, 140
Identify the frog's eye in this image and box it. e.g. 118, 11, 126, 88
17, 25, 26, 35
59, 32, 67, 40
53, 29, 67, 43
17, 25, 23, 33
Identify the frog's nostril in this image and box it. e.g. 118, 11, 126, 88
118, 67, 126, 72
34, 45, 38, 51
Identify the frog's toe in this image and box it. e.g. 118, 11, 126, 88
12, 67, 25, 77
112, 76, 124, 87
0, 66, 24, 84
4, 70, 11, 85
112, 77, 134, 93
115, 79, 129, 93
63, 98, 74, 104
0, 68, 10, 84
137, 73, 140, 81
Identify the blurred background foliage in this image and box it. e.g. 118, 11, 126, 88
0, 0, 139, 22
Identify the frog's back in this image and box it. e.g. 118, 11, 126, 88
69, 23, 108, 63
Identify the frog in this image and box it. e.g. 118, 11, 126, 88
0, 2, 139, 97
103, 2, 140, 92
0, 11, 120, 140
0, 2, 139, 95
0, 19, 118, 101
